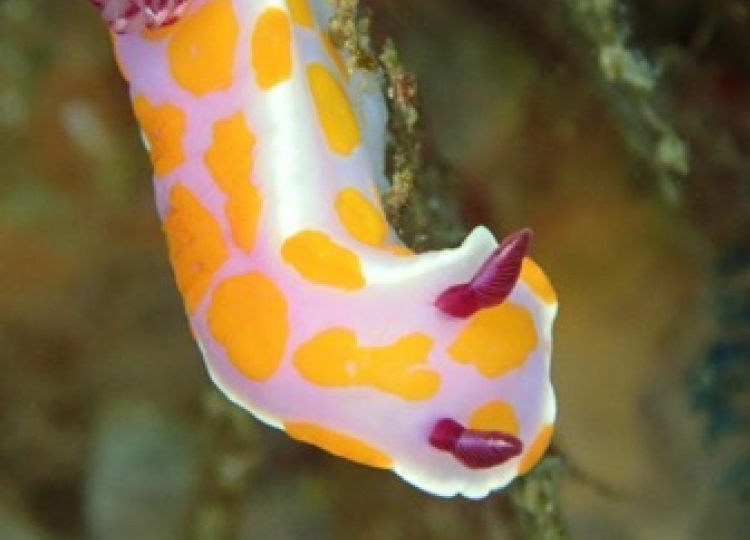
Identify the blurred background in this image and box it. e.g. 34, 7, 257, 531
1, 0, 749, 539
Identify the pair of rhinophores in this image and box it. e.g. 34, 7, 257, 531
85, 0, 558, 498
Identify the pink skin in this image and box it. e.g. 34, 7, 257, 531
84, 0, 557, 497
86, 0, 534, 472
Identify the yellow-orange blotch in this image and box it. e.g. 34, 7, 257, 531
518, 424, 554, 475
335, 188, 388, 246
141, 23, 177, 42
307, 62, 360, 155
521, 257, 557, 305
293, 328, 439, 401
286, 0, 314, 28
204, 113, 260, 251
382, 244, 414, 257
163, 184, 228, 312
167, 0, 239, 96
281, 230, 365, 290
133, 96, 186, 177
207, 273, 288, 382
469, 400, 520, 436
284, 422, 393, 469
448, 303, 538, 378
252, 8, 292, 90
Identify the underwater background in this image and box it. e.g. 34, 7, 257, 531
1, 0, 749, 539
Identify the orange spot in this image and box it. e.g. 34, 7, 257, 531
224, 183, 261, 252
163, 184, 228, 312
285, 422, 393, 469
320, 32, 348, 78
518, 424, 554, 475
468, 400, 520, 436
307, 62, 360, 155
204, 113, 260, 251
281, 230, 365, 290
167, 0, 239, 96
382, 244, 414, 257
141, 23, 177, 42
133, 96, 186, 177
521, 257, 557, 305
252, 8, 292, 90
447, 303, 537, 378
286, 0, 314, 28
207, 273, 288, 381
335, 188, 388, 246
293, 328, 439, 400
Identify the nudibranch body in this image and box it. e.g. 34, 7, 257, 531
92, 0, 557, 498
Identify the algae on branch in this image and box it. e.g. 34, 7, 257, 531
562, 0, 689, 202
